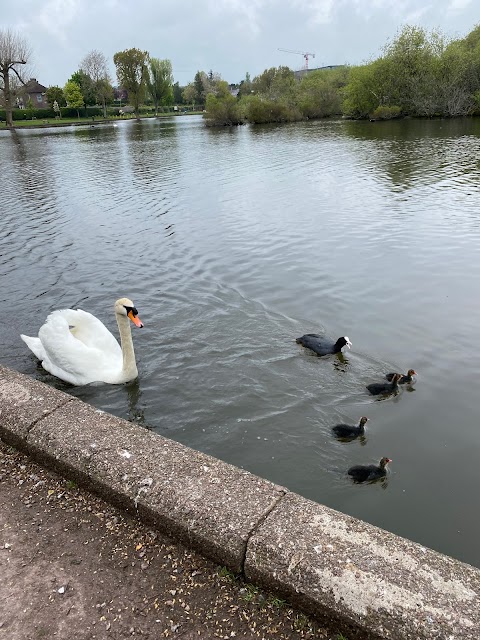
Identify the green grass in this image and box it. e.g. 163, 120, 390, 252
218, 566, 236, 581
240, 583, 259, 602
2, 111, 205, 129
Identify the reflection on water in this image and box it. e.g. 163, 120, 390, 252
1, 116, 480, 568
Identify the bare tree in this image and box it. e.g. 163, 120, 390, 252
81, 49, 112, 118
0, 29, 31, 127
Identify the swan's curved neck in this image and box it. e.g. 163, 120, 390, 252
117, 314, 138, 380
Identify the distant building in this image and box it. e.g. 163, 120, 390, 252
228, 84, 239, 97
17, 78, 48, 109
294, 65, 344, 80
113, 87, 128, 103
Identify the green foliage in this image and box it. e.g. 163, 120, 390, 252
0, 106, 104, 122
182, 83, 196, 106
46, 86, 66, 109
63, 80, 84, 117
69, 70, 96, 106
238, 71, 253, 98
218, 566, 236, 581
204, 85, 243, 126
241, 94, 301, 124
252, 66, 296, 105
343, 23, 480, 118
173, 82, 185, 104
342, 61, 390, 118
113, 48, 149, 116
240, 583, 259, 602
194, 70, 206, 105
370, 105, 402, 119
297, 67, 349, 118
146, 58, 174, 114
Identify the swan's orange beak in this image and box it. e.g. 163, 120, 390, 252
128, 310, 144, 328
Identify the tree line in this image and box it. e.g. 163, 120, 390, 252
2, 23, 480, 128
205, 24, 480, 126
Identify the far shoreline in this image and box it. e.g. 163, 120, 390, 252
0, 111, 203, 132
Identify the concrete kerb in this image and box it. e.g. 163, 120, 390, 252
0, 364, 479, 640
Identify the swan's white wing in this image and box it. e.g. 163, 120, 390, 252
20, 334, 47, 361
60, 308, 121, 355
37, 310, 122, 385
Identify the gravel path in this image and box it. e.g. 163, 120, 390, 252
0, 441, 343, 640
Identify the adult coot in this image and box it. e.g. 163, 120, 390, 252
386, 369, 417, 384
332, 416, 369, 439
348, 457, 392, 483
366, 373, 401, 396
296, 334, 351, 356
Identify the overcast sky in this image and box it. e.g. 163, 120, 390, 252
4, 0, 478, 88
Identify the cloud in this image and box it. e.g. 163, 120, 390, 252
211, 0, 268, 37
448, 0, 473, 11
3, 0, 479, 87
36, 0, 81, 43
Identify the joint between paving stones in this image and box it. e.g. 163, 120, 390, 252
239, 489, 288, 575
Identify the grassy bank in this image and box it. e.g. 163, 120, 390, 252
1, 111, 204, 130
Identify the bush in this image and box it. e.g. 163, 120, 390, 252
241, 95, 302, 124
369, 105, 402, 120
0, 108, 55, 121
204, 93, 243, 126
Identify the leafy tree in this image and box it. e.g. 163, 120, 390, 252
252, 66, 296, 105
113, 48, 149, 117
69, 70, 96, 106
342, 60, 389, 118
0, 29, 30, 127
297, 67, 348, 118
194, 71, 207, 106
146, 58, 173, 115
442, 27, 480, 115
380, 25, 446, 114
205, 82, 243, 126
46, 86, 66, 109
241, 94, 300, 124
182, 83, 196, 108
64, 80, 84, 118
173, 82, 185, 104
81, 50, 113, 117
238, 71, 253, 98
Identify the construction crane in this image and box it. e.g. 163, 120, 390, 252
278, 48, 316, 70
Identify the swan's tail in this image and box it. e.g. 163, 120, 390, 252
20, 334, 46, 361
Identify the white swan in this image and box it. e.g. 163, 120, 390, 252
20, 298, 144, 385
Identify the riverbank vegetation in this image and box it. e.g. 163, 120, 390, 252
205, 24, 480, 126
2, 22, 480, 129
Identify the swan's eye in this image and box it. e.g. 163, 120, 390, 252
123, 305, 138, 317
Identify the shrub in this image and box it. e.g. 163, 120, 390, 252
204, 93, 243, 126
370, 105, 402, 120
242, 95, 302, 124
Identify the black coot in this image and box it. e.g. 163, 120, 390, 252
386, 369, 417, 384
296, 334, 352, 357
348, 457, 392, 482
332, 416, 369, 439
367, 373, 402, 396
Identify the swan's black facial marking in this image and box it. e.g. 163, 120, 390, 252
123, 305, 139, 317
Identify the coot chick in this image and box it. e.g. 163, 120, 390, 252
386, 369, 417, 384
367, 373, 402, 396
348, 457, 392, 483
332, 416, 369, 439
296, 334, 352, 357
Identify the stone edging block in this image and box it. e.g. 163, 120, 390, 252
245, 491, 480, 639
1, 365, 479, 638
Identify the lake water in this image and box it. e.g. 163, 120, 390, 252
1, 116, 480, 568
